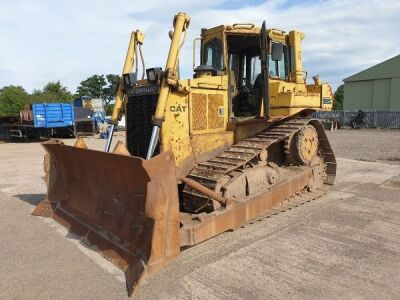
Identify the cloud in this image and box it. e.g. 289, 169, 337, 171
0, 0, 399, 93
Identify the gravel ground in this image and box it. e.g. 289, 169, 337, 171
1, 128, 400, 299
326, 129, 400, 163
55, 128, 400, 164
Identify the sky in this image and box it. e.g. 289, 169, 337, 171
0, 0, 399, 93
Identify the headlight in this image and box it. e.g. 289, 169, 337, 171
147, 69, 156, 81
146, 68, 162, 82
123, 72, 137, 86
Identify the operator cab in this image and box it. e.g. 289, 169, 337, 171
199, 25, 291, 119
226, 33, 262, 117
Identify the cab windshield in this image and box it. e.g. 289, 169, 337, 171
202, 38, 223, 71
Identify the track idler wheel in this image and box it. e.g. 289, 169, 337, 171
289, 124, 319, 165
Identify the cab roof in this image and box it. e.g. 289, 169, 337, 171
201, 24, 290, 43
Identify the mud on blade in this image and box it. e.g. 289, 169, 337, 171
32, 142, 180, 296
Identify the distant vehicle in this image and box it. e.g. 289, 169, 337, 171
73, 96, 93, 109
5, 103, 75, 140
74, 97, 105, 113
351, 110, 367, 129
74, 99, 112, 137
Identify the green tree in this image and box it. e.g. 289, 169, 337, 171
0, 85, 29, 116
76, 74, 120, 111
333, 84, 344, 110
106, 103, 115, 115
76, 75, 106, 99
104, 74, 120, 103
29, 81, 73, 103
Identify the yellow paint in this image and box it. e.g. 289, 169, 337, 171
128, 13, 334, 177
190, 131, 234, 162
160, 74, 233, 175
154, 12, 190, 125
160, 91, 194, 177
289, 31, 305, 83
111, 30, 144, 124
228, 119, 271, 143
299, 127, 318, 161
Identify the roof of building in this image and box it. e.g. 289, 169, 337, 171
343, 55, 400, 82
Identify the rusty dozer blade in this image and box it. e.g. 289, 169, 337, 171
32, 141, 180, 296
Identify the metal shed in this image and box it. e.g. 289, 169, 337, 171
343, 55, 400, 111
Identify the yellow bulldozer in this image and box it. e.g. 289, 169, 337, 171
33, 12, 336, 296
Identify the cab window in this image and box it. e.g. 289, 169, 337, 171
250, 56, 261, 85
202, 38, 223, 71
268, 43, 289, 79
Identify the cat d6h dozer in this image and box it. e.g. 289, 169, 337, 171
33, 12, 336, 296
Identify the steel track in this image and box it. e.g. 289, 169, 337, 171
182, 118, 337, 210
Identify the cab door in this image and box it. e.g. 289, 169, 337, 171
259, 21, 270, 118
259, 23, 289, 118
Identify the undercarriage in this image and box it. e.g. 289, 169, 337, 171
180, 118, 336, 246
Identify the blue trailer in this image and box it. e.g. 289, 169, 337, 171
32, 103, 75, 128
5, 103, 76, 140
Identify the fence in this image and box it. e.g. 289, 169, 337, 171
312, 111, 400, 129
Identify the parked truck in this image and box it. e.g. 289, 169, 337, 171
4, 103, 75, 140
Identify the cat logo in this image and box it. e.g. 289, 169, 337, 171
170, 105, 187, 112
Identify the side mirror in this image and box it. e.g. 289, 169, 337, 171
271, 43, 283, 61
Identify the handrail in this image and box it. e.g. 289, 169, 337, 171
232, 23, 255, 29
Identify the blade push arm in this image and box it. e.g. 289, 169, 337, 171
146, 12, 190, 159
111, 30, 145, 125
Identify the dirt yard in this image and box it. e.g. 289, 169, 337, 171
326, 129, 400, 163
0, 129, 399, 299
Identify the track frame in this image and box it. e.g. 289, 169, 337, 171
180, 118, 336, 246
